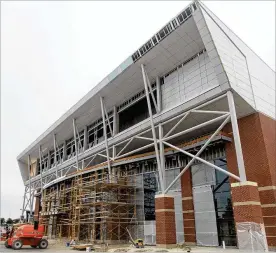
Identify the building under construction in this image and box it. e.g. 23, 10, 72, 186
17, 1, 275, 251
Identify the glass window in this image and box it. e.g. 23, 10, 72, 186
186, 7, 191, 16
213, 158, 237, 246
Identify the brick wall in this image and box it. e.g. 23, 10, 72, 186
181, 169, 196, 244
225, 112, 276, 247
155, 195, 176, 246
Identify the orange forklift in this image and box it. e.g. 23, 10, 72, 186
5, 223, 48, 250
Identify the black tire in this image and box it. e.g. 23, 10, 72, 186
5, 240, 11, 248
31, 245, 37, 248
39, 239, 48, 249
12, 239, 23, 250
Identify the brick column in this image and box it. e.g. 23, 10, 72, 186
231, 181, 268, 250
181, 169, 196, 245
225, 112, 276, 248
155, 194, 176, 247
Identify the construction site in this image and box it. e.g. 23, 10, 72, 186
16, 1, 275, 252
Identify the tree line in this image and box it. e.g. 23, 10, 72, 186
1, 218, 20, 225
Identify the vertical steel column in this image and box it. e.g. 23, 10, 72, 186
39, 146, 43, 190
53, 134, 58, 177
28, 155, 33, 222
156, 76, 166, 186
100, 97, 112, 178
47, 151, 50, 170
158, 125, 166, 187
113, 106, 118, 159
73, 118, 79, 170
83, 126, 88, 151
156, 76, 162, 113
63, 142, 67, 161
227, 91, 247, 181
141, 64, 164, 192
113, 106, 118, 136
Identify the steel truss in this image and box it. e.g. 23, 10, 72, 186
21, 62, 247, 218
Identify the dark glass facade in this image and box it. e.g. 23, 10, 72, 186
143, 173, 157, 220
213, 159, 237, 246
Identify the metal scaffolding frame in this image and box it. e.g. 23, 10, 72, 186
40, 168, 139, 242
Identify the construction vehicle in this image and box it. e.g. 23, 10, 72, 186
4, 223, 48, 250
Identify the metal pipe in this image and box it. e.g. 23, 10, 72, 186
134, 136, 154, 141
164, 112, 190, 138
163, 114, 229, 142
85, 155, 96, 169
227, 91, 247, 181
53, 134, 58, 177
83, 126, 88, 151
156, 76, 161, 113
28, 155, 32, 221
145, 71, 158, 112
103, 103, 113, 136
100, 97, 112, 178
114, 128, 152, 148
159, 124, 165, 185
38, 146, 43, 190
113, 106, 118, 136
160, 93, 228, 127
164, 115, 231, 193
191, 109, 229, 115
163, 141, 241, 184
115, 142, 155, 160
141, 64, 164, 193
116, 137, 134, 157
73, 119, 79, 170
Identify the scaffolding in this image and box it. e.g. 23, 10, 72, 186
40, 168, 140, 243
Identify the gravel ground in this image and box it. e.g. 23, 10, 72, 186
0, 241, 275, 253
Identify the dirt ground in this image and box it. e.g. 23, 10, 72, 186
0, 241, 275, 253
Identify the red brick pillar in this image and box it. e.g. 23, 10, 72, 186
225, 112, 276, 248
231, 181, 268, 250
155, 194, 176, 247
181, 169, 196, 245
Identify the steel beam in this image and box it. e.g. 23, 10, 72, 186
163, 141, 241, 184
158, 124, 165, 186
38, 146, 43, 190
227, 91, 247, 181
83, 126, 88, 151
164, 112, 190, 138
113, 106, 118, 136
103, 102, 113, 137
141, 64, 164, 193
53, 134, 58, 177
156, 76, 161, 113
100, 97, 112, 178
164, 115, 232, 193
163, 114, 229, 142
47, 150, 50, 170
73, 118, 79, 171
145, 71, 158, 112
63, 142, 67, 161
27, 155, 34, 222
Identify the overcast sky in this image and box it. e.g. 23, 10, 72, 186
1, 1, 275, 219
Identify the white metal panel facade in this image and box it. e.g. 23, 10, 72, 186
161, 51, 220, 110
199, 2, 275, 119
